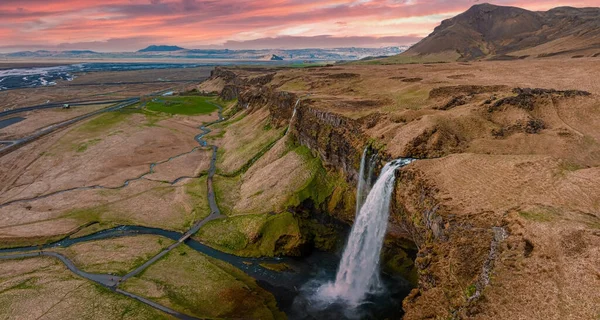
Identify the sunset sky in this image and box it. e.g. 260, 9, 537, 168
0, 0, 599, 52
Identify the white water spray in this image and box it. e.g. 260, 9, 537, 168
317, 158, 414, 305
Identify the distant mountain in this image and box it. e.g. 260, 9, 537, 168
64, 50, 97, 54
398, 3, 600, 61
6, 50, 98, 57
0, 47, 407, 61
138, 45, 186, 52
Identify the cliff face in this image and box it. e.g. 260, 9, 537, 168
199, 65, 600, 319
208, 68, 369, 191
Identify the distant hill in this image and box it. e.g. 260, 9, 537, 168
0, 47, 407, 61
138, 45, 186, 52
389, 3, 600, 62
6, 50, 98, 57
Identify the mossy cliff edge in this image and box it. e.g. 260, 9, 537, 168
199, 65, 600, 320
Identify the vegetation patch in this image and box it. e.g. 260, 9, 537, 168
213, 175, 242, 216
76, 110, 137, 134
51, 235, 174, 276
120, 245, 284, 319
146, 96, 219, 115
387, 87, 430, 111
0, 257, 168, 319
196, 212, 303, 257
73, 138, 102, 153
216, 107, 285, 174
518, 206, 560, 222
183, 176, 211, 222
284, 146, 336, 209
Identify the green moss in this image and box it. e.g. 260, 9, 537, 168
219, 135, 283, 177
73, 138, 102, 153
76, 110, 135, 133
90, 283, 171, 319
213, 175, 241, 216
184, 176, 210, 222
146, 96, 220, 115
121, 245, 283, 319
298, 216, 340, 252
197, 212, 302, 257
555, 160, 586, 177
285, 146, 335, 209
519, 207, 559, 222
383, 248, 418, 285
465, 284, 477, 298
64, 206, 107, 225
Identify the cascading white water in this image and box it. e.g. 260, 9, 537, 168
317, 158, 414, 305
284, 99, 301, 135
356, 147, 378, 214
355, 147, 369, 214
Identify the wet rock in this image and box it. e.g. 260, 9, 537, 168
434, 95, 469, 110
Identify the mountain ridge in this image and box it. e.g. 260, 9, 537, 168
138, 45, 186, 52
399, 3, 600, 61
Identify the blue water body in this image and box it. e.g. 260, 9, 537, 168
0, 61, 306, 91
0, 117, 25, 129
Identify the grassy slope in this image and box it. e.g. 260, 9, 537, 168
202, 134, 338, 256
146, 96, 219, 115
215, 107, 285, 174
196, 211, 302, 257
121, 245, 284, 319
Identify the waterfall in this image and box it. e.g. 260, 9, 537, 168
355, 148, 369, 214
317, 158, 414, 305
284, 98, 301, 135
355, 147, 378, 214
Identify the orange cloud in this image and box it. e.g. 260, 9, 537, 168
0, 0, 598, 51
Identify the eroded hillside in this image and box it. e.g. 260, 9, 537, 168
379, 3, 600, 62
199, 59, 600, 319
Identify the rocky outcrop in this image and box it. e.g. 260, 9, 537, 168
202, 67, 600, 320
206, 67, 370, 188
392, 166, 507, 319
294, 107, 365, 183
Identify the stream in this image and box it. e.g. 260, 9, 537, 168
0, 98, 412, 319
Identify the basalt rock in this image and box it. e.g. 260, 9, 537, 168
392, 167, 501, 320
429, 85, 509, 99
295, 107, 366, 184
489, 87, 592, 112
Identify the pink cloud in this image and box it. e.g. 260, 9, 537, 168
0, 0, 598, 51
